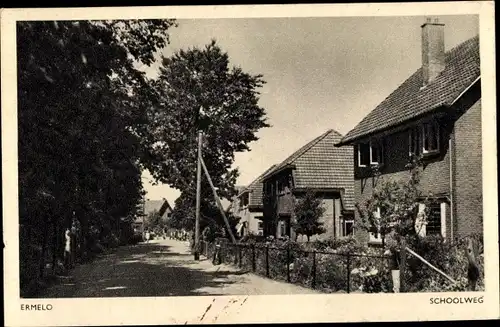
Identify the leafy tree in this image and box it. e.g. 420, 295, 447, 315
142, 40, 270, 204
145, 209, 166, 232
169, 190, 240, 238
355, 156, 432, 249
293, 191, 326, 242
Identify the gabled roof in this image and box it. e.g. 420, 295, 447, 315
337, 35, 480, 145
238, 164, 277, 207
144, 199, 164, 215
158, 199, 173, 218
263, 129, 355, 210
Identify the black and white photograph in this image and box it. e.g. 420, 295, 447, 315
2, 2, 498, 326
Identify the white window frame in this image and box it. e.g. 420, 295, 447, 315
358, 142, 370, 167
369, 207, 383, 243
415, 202, 446, 237
370, 139, 384, 166
358, 140, 384, 167
342, 217, 355, 237
422, 120, 440, 154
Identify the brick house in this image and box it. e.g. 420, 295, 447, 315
336, 19, 481, 244
261, 129, 355, 241
232, 165, 277, 237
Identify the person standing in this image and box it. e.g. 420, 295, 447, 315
64, 229, 71, 270
145, 230, 151, 244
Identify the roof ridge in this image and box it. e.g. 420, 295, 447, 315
339, 34, 479, 145
238, 164, 277, 195
262, 129, 340, 179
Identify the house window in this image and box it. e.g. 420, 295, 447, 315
409, 127, 421, 157
257, 221, 263, 230
409, 120, 440, 157
241, 193, 249, 207
342, 216, 354, 237
369, 207, 383, 243
257, 221, 264, 236
278, 220, 287, 238
370, 139, 384, 165
278, 179, 286, 195
358, 142, 370, 167
422, 121, 440, 154
358, 140, 384, 167
415, 201, 446, 237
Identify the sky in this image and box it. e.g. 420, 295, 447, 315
139, 15, 479, 207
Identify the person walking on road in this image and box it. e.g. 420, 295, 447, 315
145, 230, 150, 244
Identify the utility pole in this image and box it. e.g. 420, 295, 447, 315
200, 155, 237, 244
194, 131, 203, 260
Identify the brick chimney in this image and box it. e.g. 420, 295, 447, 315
421, 17, 445, 86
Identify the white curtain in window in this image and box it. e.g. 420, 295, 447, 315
415, 203, 427, 237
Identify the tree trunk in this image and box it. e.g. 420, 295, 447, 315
466, 237, 480, 291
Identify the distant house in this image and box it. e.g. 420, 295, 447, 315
336, 18, 481, 244
132, 198, 173, 234
233, 165, 277, 237
158, 199, 173, 223
261, 129, 354, 241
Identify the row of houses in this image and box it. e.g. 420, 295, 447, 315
232, 18, 482, 245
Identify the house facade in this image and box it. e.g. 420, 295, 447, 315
336, 19, 481, 244
233, 166, 276, 237
261, 129, 355, 241
158, 198, 173, 224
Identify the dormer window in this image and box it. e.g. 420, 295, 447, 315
409, 120, 440, 157
422, 121, 440, 154
358, 139, 384, 167
370, 139, 384, 166
241, 193, 249, 207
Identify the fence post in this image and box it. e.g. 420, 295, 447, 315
266, 245, 270, 277
234, 244, 238, 265
399, 238, 406, 293
346, 253, 351, 294
286, 245, 291, 283
312, 251, 316, 289
238, 246, 242, 268
252, 244, 256, 272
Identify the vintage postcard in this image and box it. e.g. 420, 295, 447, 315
2, 2, 498, 326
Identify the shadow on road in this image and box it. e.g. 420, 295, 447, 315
36, 241, 247, 298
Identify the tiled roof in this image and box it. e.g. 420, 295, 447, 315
239, 165, 277, 207
158, 199, 173, 217
338, 35, 480, 145
263, 130, 355, 210
144, 200, 164, 215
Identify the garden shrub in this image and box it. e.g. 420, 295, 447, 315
315, 252, 348, 292
403, 234, 484, 292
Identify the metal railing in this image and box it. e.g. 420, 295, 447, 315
201, 240, 392, 293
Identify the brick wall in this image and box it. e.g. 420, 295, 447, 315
353, 88, 482, 242
453, 98, 482, 237
294, 194, 342, 242
353, 120, 452, 243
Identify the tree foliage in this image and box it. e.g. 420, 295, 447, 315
139, 40, 269, 233
293, 191, 326, 242
17, 19, 175, 295
168, 190, 240, 238
142, 40, 270, 200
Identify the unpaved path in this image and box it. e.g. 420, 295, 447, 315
38, 238, 319, 297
